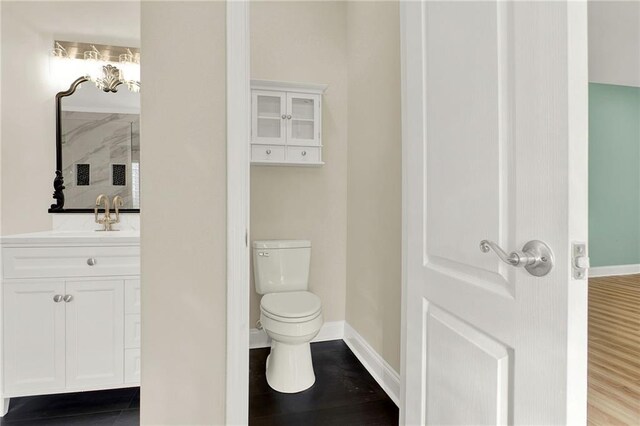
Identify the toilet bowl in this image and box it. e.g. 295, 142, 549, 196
260, 291, 323, 393
253, 240, 323, 393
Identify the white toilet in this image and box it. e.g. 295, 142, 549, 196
253, 240, 323, 393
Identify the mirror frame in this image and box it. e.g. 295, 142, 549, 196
49, 76, 140, 213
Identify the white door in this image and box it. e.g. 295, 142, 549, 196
286, 92, 320, 146
252, 90, 286, 144
65, 280, 124, 389
400, 2, 588, 425
3, 281, 66, 394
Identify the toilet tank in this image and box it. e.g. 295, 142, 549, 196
253, 240, 311, 294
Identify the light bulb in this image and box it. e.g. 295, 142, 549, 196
83, 49, 104, 81
51, 56, 87, 89
119, 51, 140, 89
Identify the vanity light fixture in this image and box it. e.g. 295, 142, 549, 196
51, 41, 141, 93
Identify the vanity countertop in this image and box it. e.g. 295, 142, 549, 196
1, 230, 140, 247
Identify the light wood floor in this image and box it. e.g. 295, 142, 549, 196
588, 274, 640, 425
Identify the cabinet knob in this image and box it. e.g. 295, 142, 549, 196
53, 294, 63, 303
302, 151, 307, 156
63, 295, 73, 303
87, 258, 97, 266
281, 114, 286, 119
266, 149, 272, 155
287, 115, 292, 119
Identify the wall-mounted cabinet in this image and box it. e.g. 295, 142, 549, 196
251, 80, 327, 166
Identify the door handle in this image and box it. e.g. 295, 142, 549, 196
480, 240, 554, 277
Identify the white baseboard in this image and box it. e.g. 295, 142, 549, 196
343, 323, 400, 407
589, 264, 640, 278
249, 327, 272, 349
249, 320, 345, 349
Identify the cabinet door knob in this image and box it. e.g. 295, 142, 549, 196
287, 115, 292, 119
87, 258, 97, 266
301, 151, 307, 156
53, 295, 63, 303
281, 114, 286, 119
266, 149, 272, 155
63, 295, 73, 303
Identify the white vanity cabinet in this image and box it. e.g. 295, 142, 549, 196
251, 80, 327, 166
3, 281, 66, 394
0, 232, 140, 410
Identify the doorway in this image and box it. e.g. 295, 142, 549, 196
228, 1, 592, 425
587, 3, 640, 423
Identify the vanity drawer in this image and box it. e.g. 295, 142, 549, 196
2, 246, 140, 279
124, 279, 141, 314
286, 146, 321, 164
124, 314, 141, 349
251, 145, 285, 162
124, 348, 141, 384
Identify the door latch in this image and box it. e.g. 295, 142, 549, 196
572, 242, 589, 280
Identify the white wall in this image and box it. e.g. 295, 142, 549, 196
345, 1, 402, 372
589, 1, 640, 86
140, 2, 227, 424
0, 1, 140, 235
250, 1, 402, 372
250, 1, 348, 326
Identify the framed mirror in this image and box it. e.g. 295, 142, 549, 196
50, 74, 140, 213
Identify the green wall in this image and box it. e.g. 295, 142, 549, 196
589, 83, 640, 267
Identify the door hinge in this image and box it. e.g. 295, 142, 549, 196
572, 242, 590, 280
245, 230, 248, 247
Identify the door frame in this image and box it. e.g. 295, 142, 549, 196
226, 1, 250, 425
225, 1, 588, 424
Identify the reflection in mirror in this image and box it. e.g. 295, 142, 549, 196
60, 82, 140, 209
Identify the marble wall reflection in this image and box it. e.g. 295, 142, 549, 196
61, 111, 140, 209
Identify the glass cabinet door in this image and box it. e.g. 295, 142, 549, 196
252, 91, 286, 144
286, 93, 320, 146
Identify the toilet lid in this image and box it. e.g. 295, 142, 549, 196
261, 291, 321, 319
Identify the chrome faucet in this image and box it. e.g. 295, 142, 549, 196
94, 194, 123, 231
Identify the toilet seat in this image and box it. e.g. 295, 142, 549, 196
261, 291, 321, 323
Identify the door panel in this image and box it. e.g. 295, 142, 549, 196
425, 305, 509, 425
286, 92, 320, 146
401, 1, 588, 425
424, 1, 513, 297
3, 281, 66, 394
124, 348, 141, 384
252, 90, 286, 144
65, 280, 124, 389
124, 279, 140, 314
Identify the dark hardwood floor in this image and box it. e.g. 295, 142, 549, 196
250, 340, 399, 425
0, 340, 398, 425
0, 387, 139, 425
